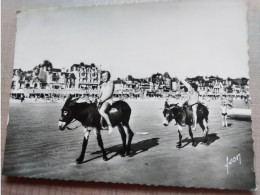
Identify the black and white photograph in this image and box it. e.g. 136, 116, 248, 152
2, 0, 256, 190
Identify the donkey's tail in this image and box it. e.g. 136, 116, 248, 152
205, 107, 209, 123
200, 103, 209, 123
205, 115, 209, 123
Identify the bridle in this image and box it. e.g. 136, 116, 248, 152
164, 105, 179, 125
164, 107, 174, 121
65, 119, 82, 130
61, 107, 82, 130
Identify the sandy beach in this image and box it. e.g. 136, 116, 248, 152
2, 98, 255, 190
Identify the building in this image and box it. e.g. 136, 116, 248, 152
11, 69, 23, 90
10, 61, 102, 97
11, 61, 250, 98
70, 63, 100, 90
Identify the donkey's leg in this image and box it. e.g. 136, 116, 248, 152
202, 119, 209, 143
199, 121, 207, 144
188, 126, 196, 147
76, 128, 90, 164
95, 129, 108, 161
177, 125, 183, 148
123, 123, 134, 155
117, 124, 127, 157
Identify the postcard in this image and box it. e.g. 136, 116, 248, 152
2, 0, 256, 190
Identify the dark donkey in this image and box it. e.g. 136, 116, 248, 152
58, 96, 134, 163
163, 101, 209, 148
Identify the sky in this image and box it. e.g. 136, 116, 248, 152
14, 0, 249, 80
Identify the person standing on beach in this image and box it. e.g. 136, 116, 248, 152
178, 77, 199, 131
20, 93, 25, 103
97, 71, 115, 134
220, 101, 229, 128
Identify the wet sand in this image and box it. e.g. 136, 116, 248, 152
2, 99, 255, 190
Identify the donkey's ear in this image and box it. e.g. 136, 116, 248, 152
165, 101, 169, 108
67, 95, 73, 100
69, 97, 80, 106
64, 95, 73, 106
169, 103, 178, 110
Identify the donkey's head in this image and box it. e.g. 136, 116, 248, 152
58, 96, 79, 131
162, 101, 178, 126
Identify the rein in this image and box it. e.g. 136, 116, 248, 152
66, 119, 82, 130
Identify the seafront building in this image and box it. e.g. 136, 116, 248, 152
11, 61, 250, 99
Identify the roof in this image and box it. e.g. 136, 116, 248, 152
140, 79, 149, 83
71, 63, 96, 69
41, 60, 53, 68
114, 80, 126, 85
229, 79, 241, 85
209, 76, 217, 79
71, 64, 80, 68
132, 78, 141, 83
20, 71, 32, 77
13, 68, 23, 74
51, 68, 61, 72
194, 76, 204, 82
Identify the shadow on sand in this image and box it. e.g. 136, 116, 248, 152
227, 123, 233, 127
81, 138, 160, 163
179, 133, 220, 148
228, 117, 252, 122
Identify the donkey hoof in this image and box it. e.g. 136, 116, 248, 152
103, 156, 109, 161
76, 158, 83, 164
120, 151, 126, 157
192, 142, 197, 147
176, 144, 182, 148
204, 139, 208, 143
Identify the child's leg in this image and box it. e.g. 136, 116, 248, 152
224, 115, 228, 128
99, 102, 111, 125
192, 105, 197, 131
98, 102, 113, 134
221, 115, 225, 128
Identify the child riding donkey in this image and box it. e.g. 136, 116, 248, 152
77, 70, 115, 134
178, 77, 199, 131
97, 71, 115, 134
60, 71, 133, 162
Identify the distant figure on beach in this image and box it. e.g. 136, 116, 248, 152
178, 77, 199, 131
97, 71, 115, 134
220, 100, 230, 128
227, 96, 233, 106
244, 95, 251, 108
20, 94, 25, 103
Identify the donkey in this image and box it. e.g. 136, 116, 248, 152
58, 96, 134, 164
163, 101, 209, 148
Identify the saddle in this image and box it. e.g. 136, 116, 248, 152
183, 101, 199, 108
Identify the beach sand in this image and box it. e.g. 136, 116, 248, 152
2, 99, 255, 190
